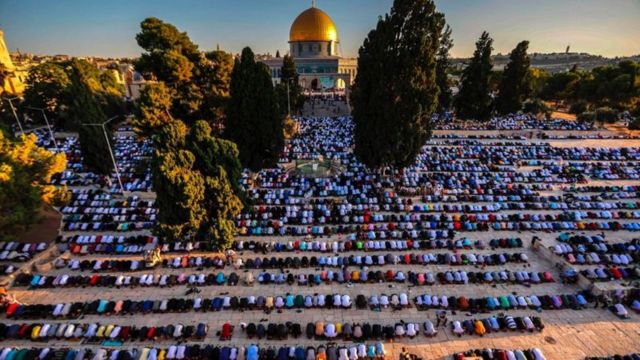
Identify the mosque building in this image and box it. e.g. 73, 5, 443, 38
263, 3, 357, 92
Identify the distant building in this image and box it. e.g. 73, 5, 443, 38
0, 29, 26, 95
263, 4, 357, 92
110, 64, 151, 100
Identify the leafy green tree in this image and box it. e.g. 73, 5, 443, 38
199, 49, 234, 128
152, 146, 207, 242
78, 125, 114, 176
98, 70, 127, 116
541, 70, 581, 103
595, 106, 618, 126
522, 98, 550, 118
0, 130, 69, 240
276, 55, 304, 115
67, 61, 114, 175
540, 61, 639, 112
22, 62, 71, 122
455, 31, 494, 121
528, 68, 550, 99
577, 111, 596, 123
152, 119, 242, 248
189, 122, 243, 248
133, 18, 246, 248
488, 70, 503, 93
22, 60, 124, 130
569, 100, 589, 115
496, 41, 531, 114
574, 61, 639, 109
135, 17, 235, 127
133, 82, 175, 136
633, 102, 640, 118
351, 0, 444, 169
135, 17, 201, 122
227, 47, 283, 171
435, 25, 453, 113
154, 118, 188, 152
136, 17, 200, 60
188, 120, 242, 196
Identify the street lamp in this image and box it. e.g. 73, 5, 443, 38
25, 106, 59, 153
81, 115, 126, 196
3, 96, 24, 134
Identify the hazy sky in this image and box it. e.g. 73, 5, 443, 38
1, 0, 639, 58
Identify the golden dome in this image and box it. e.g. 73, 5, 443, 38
289, 7, 339, 43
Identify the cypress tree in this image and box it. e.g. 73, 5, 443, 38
455, 31, 494, 121
227, 47, 283, 171
276, 55, 304, 115
436, 25, 454, 113
67, 62, 114, 175
496, 40, 531, 114
351, 0, 445, 169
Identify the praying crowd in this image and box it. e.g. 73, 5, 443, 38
2, 114, 639, 359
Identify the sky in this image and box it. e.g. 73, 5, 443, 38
1, 0, 639, 59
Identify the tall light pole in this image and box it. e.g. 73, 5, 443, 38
25, 106, 59, 153
82, 115, 125, 195
3, 96, 24, 134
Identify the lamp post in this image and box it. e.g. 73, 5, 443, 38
25, 106, 59, 153
3, 96, 24, 134
81, 115, 125, 195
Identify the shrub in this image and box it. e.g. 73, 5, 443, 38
595, 107, 618, 124
576, 111, 596, 123
523, 98, 550, 117
569, 100, 588, 115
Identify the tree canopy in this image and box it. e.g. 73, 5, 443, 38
226, 47, 283, 171
0, 129, 69, 240
66, 61, 115, 176
351, 0, 445, 169
135, 17, 234, 127
22, 59, 124, 130
539, 60, 639, 117
152, 119, 242, 249
275, 55, 304, 115
133, 82, 175, 136
435, 25, 454, 113
133, 18, 246, 249
455, 31, 494, 121
23, 62, 71, 122
496, 40, 531, 114
200, 50, 234, 128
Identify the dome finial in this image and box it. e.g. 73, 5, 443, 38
312, 0, 317, 8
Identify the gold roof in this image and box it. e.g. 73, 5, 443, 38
289, 7, 339, 43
